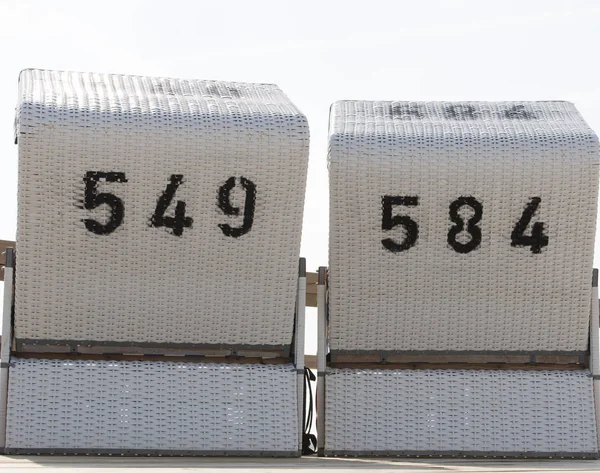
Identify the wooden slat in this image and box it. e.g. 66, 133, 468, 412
0, 456, 597, 470
16, 352, 292, 364
330, 353, 587, 366
331, 354, 382, 363
306, 272, 318, 293
0, 240, 14, 266
18, 344, 71, 354
305, 354, 317, 369
73, 345, 222, 356
386, 354, 532, 364
306, 293, 317, 307
534, 354, 583, 364
306, 272, 318, 307
74, 345, 229, 356
18, 343, 288, 359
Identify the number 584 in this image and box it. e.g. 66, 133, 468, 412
381, 196, 548, 254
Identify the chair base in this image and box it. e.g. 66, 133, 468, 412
5, 358, 299, 455
324, 368, 599, 457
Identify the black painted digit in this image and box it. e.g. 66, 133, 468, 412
83, 171, 128, 235
207, 84, 241, 98
381, 196, 419, 252
511, 197, 548, 254
151, 174, 193, 236
504, 104, 537, 120
218, 176, 256, 238
448, 196, 482, 253
391, 103, 423, 119
445, 104, 476, 119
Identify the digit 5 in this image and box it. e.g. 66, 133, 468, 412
381, 196, 419, 252
83, 171, 128, 235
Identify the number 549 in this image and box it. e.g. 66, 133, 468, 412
82, 172, 256, 238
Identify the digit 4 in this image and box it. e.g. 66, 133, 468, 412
151, 174, 193, 236
511, 197, 548, 254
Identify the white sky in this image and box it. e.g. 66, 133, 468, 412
1, 0, 600, 351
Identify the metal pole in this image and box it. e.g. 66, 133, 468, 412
0, 247, 15, 450
295, 258, 307, 453
316, 266, 327, 456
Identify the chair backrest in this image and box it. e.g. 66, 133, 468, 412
14, 69, 309, 349
328, 101, 599, 353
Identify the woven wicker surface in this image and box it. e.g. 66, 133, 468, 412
14, 69, 309, 347
328, 101, 599, 352
325, 368, 598, 455
6, 358, 298, 453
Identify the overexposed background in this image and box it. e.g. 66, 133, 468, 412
1, 0, 600, 353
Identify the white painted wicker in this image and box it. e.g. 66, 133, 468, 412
14, 69, 309, 347
325, 368, 598, 456
6, 358, 298, 454
328, 101, 599, 352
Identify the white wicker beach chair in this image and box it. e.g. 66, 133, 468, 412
320, 100, 600, 458
0, 69, 309, 455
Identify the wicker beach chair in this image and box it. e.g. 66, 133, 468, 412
0, 69, 309, 456
319, 100, 600, 458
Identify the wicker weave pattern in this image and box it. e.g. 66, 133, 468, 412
325, 368, 598, 454
328, 101, 599, 352
6, 358, 298, 452
15, 69, 309, 346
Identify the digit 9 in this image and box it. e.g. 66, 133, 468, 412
217, 176, 257, 238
